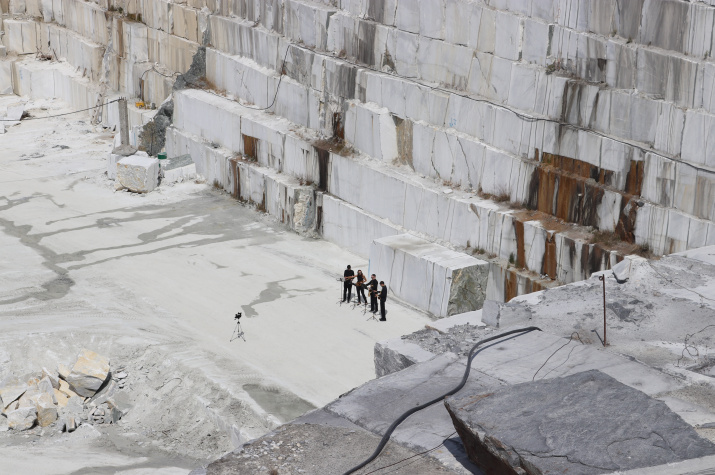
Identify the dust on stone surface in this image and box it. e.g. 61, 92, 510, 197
403, 324, 498, 356
207, 423, 456, 475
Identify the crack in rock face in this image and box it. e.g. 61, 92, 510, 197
445, 370, 715, 474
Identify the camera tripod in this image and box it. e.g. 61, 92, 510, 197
337, 277, 346, 305
230, 320, 246, 342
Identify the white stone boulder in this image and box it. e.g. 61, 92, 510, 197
0, 377, 28, 411
370, 234, 490, 317
37, 376, 54, 397
58, 379, 79, 399
57, 363, 71, 381
54, 389, 69, 408
66, 349, 110, 397
0, 61, 13, 96
117, 154, 159, 193
7, 406, 37, 431
108, 146, 140, 180
31, 393, 57, 427
41, 368, 60, 390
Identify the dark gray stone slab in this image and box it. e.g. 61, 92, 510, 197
206, 422, 457, 475
445, 370, 715, 475
162, 153, 193, 170
327, 352, 502, 473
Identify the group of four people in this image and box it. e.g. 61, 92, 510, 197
342, 265, 387, 321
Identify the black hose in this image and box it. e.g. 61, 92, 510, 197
343, 326, 541, 475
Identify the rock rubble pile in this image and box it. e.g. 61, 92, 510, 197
0, 349, 130, 433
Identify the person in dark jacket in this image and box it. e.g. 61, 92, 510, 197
367, 274, 379, 313
342, 265, 355, 302
379, 281, 387, 321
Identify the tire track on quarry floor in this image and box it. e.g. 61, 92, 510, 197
0, 194, 76, 304
0, 193, 282, 305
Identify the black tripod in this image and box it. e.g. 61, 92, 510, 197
337, 277, 345, 305
365, 289, 378, 321
230, 320, 245, 342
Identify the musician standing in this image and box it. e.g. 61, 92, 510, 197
367, 274, 378, 313
355, 270, 367, 304
379, 281, 387, 321
342, 265, 355, 302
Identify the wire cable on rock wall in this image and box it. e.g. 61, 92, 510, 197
343, 326, 541, 475
0, 99, 121, 121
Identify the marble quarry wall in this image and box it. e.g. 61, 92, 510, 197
4, 0, 715, 311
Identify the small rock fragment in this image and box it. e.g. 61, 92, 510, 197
41, 368, 60, 389
32, 393, 58, 427
38, 376, 55, 397
57, 364, 71, 381
18, 385, 39, 409
54, 389, 69, 408
7, 406, 37, 431
66, 416, 77, 433
59, 379, 79, 399
0, 377, 27, 410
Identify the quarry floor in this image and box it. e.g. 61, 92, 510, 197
0, 96, 435, 473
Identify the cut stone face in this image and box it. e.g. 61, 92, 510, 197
370, 234, 489, 317
0, 377, 27, 410
7, 406, 37, 431
31, 392, 58, 427
66, 349, 110, 397
117, 154, 159, 193
445, 370, 715, 474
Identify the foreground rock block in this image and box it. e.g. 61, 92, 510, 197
7, 406, 37, 431
370, 234, 489, 317
117, 154, 159, 193
445, 370, 715, 474
66, 349, 110, 397
32, 393, 58, 427
0, 377, 27, 410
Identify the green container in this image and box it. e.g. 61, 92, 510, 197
158, 152, 167, 160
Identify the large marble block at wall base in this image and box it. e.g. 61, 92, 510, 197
370, 234, 489, 318
117, 154, 159, 193
0, 60, 13, 95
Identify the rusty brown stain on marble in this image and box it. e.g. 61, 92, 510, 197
504, 269, 518, 302
243, 134, 258, 161
624, 160, 644, 196
229, 157, 240, 199
542, 233, 557, 279
513, 220, 525, 268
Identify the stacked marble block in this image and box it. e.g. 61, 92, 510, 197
369, 234, 489, 318
166, 126, 316, 235
0, 0, 199, 127
168, 89, 615, 287
6, 0, 715, 298
200, 0, 715, 255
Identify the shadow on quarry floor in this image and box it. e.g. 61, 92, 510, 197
242, 384, 316, 423
0, 191, 288, 306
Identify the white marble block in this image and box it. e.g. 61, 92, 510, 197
117, 155, 160, 193
369, 234, 489, 317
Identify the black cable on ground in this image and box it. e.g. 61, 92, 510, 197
0, 99, 121, 121
343, 326, 541, 475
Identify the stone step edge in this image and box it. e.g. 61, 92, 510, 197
207, 9, 712, 175
204, 45, 709, 234
172, 88, 633, 266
